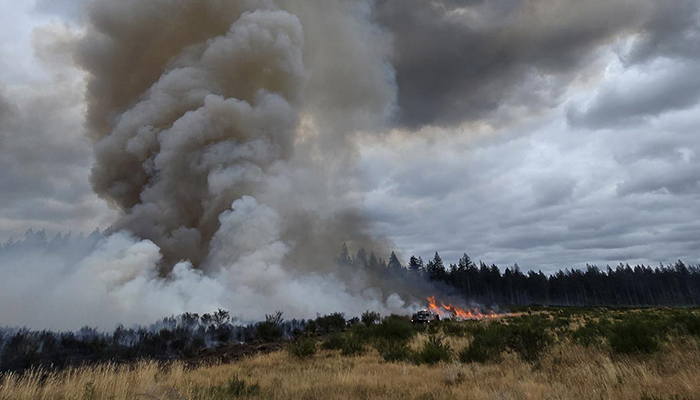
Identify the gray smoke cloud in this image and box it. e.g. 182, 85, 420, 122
0, 0, 417, 330
80, 0, 395, 269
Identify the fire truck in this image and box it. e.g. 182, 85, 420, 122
410, 310, 440, 324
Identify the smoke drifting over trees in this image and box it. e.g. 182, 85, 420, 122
0, 0, 409, 330
1, 0, 699, 330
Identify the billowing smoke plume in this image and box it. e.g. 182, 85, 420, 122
81, 0, 394, 268
0, 0, 410, 330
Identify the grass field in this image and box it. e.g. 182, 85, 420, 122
1, 308, 700, 400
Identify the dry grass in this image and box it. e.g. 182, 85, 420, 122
1, 339, 699, 400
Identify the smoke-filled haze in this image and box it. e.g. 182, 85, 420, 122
0, 0, 699, 329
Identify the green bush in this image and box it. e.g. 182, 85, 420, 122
341, 335, 366, 356
304, 319, 318, 335
441, 321, 469, 337
415, 336, 452, 365
459, 326, 507, 364
572, 320, 612, 347
256, 312, 283, 342
671, 313, 700, 337
377, 340, 413, 363
552, 316, 571, 330
506, 321, 552, 363
608, 318, 660, 355
361, 311, 381, 327
348, 324, 373, 341
288, 338, 316, 359
322, 333, 346, 350
191, 377, 260, 399
315, 313, 346, 334
373, 315, 415, 343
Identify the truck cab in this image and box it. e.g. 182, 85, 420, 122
411, 310, 440, 324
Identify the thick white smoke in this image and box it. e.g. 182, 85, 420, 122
0, 199, 408, 331
0, 0, 413, 330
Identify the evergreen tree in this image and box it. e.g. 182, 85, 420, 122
408, 255, 424, 274
338, 243, 351, 267
387, 251, 402, 272
368, 252, 381, 271
355, 248, 368, 268
427, 252, 446, 281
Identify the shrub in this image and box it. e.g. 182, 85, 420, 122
288, 338, 316, 359
459, 326, 506, 364
256, 312, 284, 342
415, 336, 452, 365
671, 313, 700, 337
552, 316, 571, 330
305, 319, 318, 335
348, 324, 373, 341
506, 321, 552, 363
315, 313, 346, 334
341, 335, 366, 357
608, 318, 660, 355
572, 320, 611, 347
322, 333, 346, 350
441, 321, 469, 337
379, 341, 413, 363
361, 311, 381, 327
373, 315, 415, 343
1, 332, 41, 372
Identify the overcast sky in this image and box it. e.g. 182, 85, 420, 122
1, 0, 699, 274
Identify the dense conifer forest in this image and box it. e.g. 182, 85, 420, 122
338, 244, 700, 307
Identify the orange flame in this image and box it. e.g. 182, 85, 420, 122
426, 296, 502, 321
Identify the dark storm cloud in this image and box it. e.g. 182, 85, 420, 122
567, 1, 700, 129
622, 0, 700, 64
374, 0, 699, 128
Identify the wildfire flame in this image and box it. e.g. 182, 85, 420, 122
426, 296, 501, 320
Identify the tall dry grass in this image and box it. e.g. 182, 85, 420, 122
1, 338, 699, 400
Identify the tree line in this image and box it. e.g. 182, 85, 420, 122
338, 244, 700, 307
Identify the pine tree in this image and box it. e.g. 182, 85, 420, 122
368, 252, 381, 271
408, 255, 424, 274
355, 248, 368, 267
338, 243, 351, 266
388, 251, 402, 272
427, 252, 446, 281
